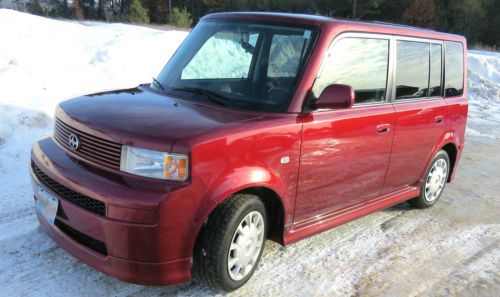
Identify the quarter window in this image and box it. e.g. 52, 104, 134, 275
395, 41, 430, 99
312, 37, 389, 104
445, 41, 464, 97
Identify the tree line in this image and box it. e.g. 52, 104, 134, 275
26, 0, 499, 48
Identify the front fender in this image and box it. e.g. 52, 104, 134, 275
188, 166, 291, 252
216, 166, 287, 203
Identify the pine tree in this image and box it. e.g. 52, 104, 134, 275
121, 0, 149, 23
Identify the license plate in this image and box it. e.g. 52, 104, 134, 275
36, 186, 59, 224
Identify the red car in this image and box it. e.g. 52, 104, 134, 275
30, 12, 467, 291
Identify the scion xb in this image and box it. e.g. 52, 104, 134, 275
30, 12, 467, 291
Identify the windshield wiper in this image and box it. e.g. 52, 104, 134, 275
172, 87, 230, 106
152, 77, 165, 91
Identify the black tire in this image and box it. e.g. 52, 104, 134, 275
409, 150, 450, 209
193, 193, 267, 292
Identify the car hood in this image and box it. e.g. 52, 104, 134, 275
56, 85, 263, 152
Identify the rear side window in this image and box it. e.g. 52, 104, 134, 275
429, 44, 442, 96
312, 37, 389, 104
445, 41, 464, 97
395, 41, 430, 99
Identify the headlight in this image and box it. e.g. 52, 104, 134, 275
120, 146, 188, 181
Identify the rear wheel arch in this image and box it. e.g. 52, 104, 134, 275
440, 142, 458, 182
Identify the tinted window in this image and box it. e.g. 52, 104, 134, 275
445, 41, 464, 97
268, 34, 309, 78
429, 44, 442, 96
312, 38, 389, 104
396, 41, 430, 99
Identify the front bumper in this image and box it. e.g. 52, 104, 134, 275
30, 137, 213, 286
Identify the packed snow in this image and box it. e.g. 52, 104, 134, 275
0, 9, 499, 296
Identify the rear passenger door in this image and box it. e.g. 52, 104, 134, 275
382, 39, 447, 194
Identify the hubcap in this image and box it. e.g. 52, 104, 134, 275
227, 211, 265, 281
424, 158, 448, 202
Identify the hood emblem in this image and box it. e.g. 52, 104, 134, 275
68, 133, 80, 150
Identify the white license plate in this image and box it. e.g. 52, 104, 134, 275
36, 186, 59, 224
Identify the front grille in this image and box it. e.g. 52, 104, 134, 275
55, 219, 108, 256
32, 163, 106, 216
54, 118, 122, 170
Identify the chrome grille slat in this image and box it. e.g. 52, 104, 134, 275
54, 118, 122, 169
79, 136, 122, 156
78, 146, 121, 162
79, 145, 121, 160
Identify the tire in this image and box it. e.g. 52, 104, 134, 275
193, 194, 267, 292
409, 150, 450, 209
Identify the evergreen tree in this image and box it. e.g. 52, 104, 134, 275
168, 7, 192, 27
121, 0, 149, 23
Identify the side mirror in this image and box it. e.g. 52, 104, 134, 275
315, 84, 355, 109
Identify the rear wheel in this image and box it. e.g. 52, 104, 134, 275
409, 150, 450, 209
193, 194, 267, 291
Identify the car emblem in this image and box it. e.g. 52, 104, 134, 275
68, 133, 80, 150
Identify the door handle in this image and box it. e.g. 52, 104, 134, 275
376, 124, 391, 134
435, 116, 444, 123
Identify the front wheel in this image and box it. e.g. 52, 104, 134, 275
193, 194, 267, 291
409, 150, 450, 209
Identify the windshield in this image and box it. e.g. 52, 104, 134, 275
155, 19, 317, 113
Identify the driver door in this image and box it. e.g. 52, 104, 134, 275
294, 35, 395, 223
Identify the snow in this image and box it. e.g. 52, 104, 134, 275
467, 51, 500, 121
466, 50, 500, 141
0, 9, 499, 296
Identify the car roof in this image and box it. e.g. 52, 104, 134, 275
202, 12, 465, 42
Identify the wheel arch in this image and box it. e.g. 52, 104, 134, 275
440, 142, 458, 182
236, 186, 286, 245
194, 185, 286, 251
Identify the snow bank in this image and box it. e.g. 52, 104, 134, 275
466, 50, 500, 141
0, 9, 187, 140
467, 50, 500, 120
0, 9, 187, 202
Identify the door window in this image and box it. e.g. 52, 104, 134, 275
268, 34, 310, 78
395, 41, 430, 99
429, 44, 443, 97
312, 37, 389, 104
